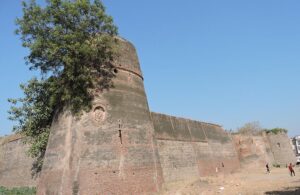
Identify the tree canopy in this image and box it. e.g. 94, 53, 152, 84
8, 0, 118, 173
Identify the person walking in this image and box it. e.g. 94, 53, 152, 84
288, 163, 295, 176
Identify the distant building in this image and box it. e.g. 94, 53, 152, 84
292, 136, 300, 155
291, 135, 300, 164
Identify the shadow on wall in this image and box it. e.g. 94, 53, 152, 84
265, 186, 300, 195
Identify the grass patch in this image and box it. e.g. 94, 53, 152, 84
0, 186, 36, 195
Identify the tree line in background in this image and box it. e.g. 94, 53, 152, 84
231, 121, 288, 135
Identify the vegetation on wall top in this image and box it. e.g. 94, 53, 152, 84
235, 122, 288, 135
264, 128, 288, 135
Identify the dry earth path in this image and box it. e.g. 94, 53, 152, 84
161, 166, 300, 195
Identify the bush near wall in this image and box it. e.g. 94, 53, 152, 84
272, 163, 281, 168
0, 186, 36, 195
265, 128, 288, 134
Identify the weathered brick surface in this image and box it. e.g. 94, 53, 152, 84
267, 132, 296, 166
233, 134, 275, 168
152, 113, 240, 183
0, 135, 37, 187
37, 38, 163, 194
205, 140, 240, 174
157, 140, 199, 182
233, 133, 295, 168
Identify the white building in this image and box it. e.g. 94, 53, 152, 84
290, 138, 296, 154
291, 135, 300, 164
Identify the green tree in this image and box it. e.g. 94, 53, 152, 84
8, 0, 118, 174
264, 128, 288, 134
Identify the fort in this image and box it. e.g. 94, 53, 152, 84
0, 38, 296, 194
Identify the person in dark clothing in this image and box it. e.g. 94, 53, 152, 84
288, 163, 295, 176
266, 163, 270, 173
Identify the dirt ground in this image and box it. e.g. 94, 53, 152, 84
161, 166, 300, 195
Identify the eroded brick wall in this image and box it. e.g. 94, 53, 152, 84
0, 135, 37, 187
267, 132, 296, 166
233, 132, 296, 168
151, 112, 240, 183
37, 38, 163, 194
233, 134, 275, 168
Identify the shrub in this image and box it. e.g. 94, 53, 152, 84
272, 163, 281, 168
265, 128, 288, 135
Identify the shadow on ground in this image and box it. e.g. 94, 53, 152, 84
265, 186, 300, 195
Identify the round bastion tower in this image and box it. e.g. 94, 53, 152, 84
37, 37, 163, 194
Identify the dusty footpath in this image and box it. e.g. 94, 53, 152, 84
161, 166, 300, 195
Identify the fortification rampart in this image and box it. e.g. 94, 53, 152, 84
37, 38, 163, 195
151, 112, 240, 183
0, 135, 37, 187
233, 132, 296, 168
266, 132, 296, 166
0, 38, 296, 194
113, 37, 143, 79
233, 134, 274, 168
0, 123, 296, 191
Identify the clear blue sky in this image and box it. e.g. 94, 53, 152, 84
1, 0, 299, 137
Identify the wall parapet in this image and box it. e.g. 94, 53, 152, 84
0, 134, 24, 145
151, 112, 230, 143
0, 135, 36, 188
